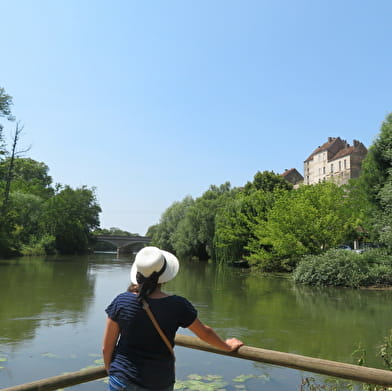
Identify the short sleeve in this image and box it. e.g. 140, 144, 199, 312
105, 295, 121, 322
179, 297, 197, 328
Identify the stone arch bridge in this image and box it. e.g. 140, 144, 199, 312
95, 235, 151, 256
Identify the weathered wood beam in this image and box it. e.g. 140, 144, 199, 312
2, 334, 392, 391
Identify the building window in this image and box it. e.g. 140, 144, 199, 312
323, 166, 326, 174
339, 161, 341, 171
331, 164, 334, 173
319, 168, 321, 175
344, 159, 346, 169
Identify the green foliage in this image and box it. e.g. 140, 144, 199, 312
244, 170, 293, 193
40, 186, 101, 254
0, 87, 13, 119
171, 183, 234, 260
356, 113, 392, 248
214, 189, 276, 264
0, 141, 101, 257
307, 330, 392, 391
0, 211, 19, 257
300, 376, 355, 391
7, 192, 44, 247
293, 249, 392, 287
150, 183, 235, 261
0, 158, 54, 199
93, 227, 138, 236
0, 87, 13, 153
360, 113, 392, 203
247, 182, 360, 271
151, 196, 194, 253
20, 234, 56, 256
379, 329, 392, 371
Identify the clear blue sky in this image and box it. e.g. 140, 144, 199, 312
1, 1, 391, 235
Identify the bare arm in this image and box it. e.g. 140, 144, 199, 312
188, 318, 243, 352
102, 317, 120, 372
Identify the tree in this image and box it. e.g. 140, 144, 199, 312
356, 112, 392, 247
1, 123, 31, 216
359, 113, 392, 206
0, 157, 53, 199
244, 170, 293, 193
149, 196, 194, 253
214, 188, 276, 263
40, 186, 101, 254
7, 191, 45, 247
248, 182, 360, 271
93, 227, 137, 236
0, 87, 13, 156
172, 182, 233, 260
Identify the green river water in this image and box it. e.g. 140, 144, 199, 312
0, 253, 391, 391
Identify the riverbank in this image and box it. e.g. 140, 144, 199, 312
292, 248, 392, 288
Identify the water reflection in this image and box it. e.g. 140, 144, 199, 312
0, 256, 96, 346
0, 254, 391, 391
168, 260, 392, 368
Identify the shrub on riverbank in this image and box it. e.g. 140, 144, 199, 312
292, 249, 392, 288
20, 234, 57, 256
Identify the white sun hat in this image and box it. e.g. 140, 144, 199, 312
130, 246, 179, 284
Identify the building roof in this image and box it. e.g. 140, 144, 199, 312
304, 137, 340, 162
281, 168, 301, 178
329, 146, 356, 161
305, 137, 367, 164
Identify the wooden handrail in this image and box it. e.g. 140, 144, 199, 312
1, 334, 392, 391
175, 335, 392, 386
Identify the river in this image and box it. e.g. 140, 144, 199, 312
0, 253, 391, 391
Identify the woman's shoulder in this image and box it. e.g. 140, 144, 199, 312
165, 294, 195, 309
106, 290, 140, 318
112, 290, 138, 305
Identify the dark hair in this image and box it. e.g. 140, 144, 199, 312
135, 257, 167, 302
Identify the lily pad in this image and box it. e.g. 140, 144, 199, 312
187, 374, 203, 380
175, 378, 227, 391
0, 357, 7, 362
93, 358, 104, 365
232, 374, 255, 382
203, 375, 223, 381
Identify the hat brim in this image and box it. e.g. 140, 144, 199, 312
130, 249, 179, 284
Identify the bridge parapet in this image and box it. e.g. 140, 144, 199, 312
95, 235, 151, 255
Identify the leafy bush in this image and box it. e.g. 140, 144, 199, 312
21, 234, 56, 256
293, 249, 392, 287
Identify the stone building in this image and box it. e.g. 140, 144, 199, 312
281, 168, 304, 188
304, 137, 367, 185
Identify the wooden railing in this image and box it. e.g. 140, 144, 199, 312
2, 334, 392, 391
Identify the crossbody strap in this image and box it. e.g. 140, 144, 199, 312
142, 300, 175, 358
